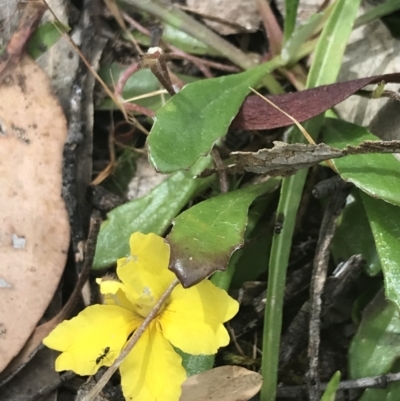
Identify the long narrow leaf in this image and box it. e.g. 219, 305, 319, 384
283, 0, 300, 42
260, 1, 362, 400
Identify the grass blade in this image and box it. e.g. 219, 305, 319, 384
260, 0, 362, 400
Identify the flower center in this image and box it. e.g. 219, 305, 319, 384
134, 286, 167, 318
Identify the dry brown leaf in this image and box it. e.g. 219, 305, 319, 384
0, 54, 69, 373
225, 140, 400, 176
180, 365, 262, 401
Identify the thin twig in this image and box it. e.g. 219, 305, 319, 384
42, 0, 149, 135
279, 254, 363, 368
256, 0, 283, 57
27, 371, 76, 401
211, 148, 228, 193
139, 47, 176, 96
277, 371, 400, 398
307, 181, 352, 400
82, 279, 180, 401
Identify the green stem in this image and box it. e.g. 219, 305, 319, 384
354, 0, 400, 28
284, 0, 300, 43
260, 116, 323, 401
260, 168, 307, 400
260, 0, 362, 399
118, 0, 257, 70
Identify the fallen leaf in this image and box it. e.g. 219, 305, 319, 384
180, 365, 262, 401
225, 140, 400, 176
231, 73, 400, 131
0, 54, 69, 373
127, 156, 169, 200
186, 0, 260, 35
335, 7, 400, 141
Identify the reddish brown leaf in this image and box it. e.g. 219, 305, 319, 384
232, 73, 400, 131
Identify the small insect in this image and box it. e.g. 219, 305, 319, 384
95, 347, 110, 365
274, 213, 285, 234
274, 221, 283, 234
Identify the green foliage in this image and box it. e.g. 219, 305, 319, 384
361, 194, 400, 309
132, 24, 222, 56
27, 21, 69, 59
260, 1, 362, 400
91, 0, 400, 398
331, 189, 381, 276
323, 118, 400, 308
97, 66, 198, 111
167, 181, 279, 287
282, 13, 323, 63
320, 371, 341, 401
283, 0, 300, 42
93, 157, 214, 269
322, 118, 400, 206
350, 291, 400, 379
147, 59, 282, 173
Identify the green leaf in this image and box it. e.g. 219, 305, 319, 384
230, 223, 272, 288
93, 157, 214, 269
27, 21, 69, 60
132, 24, 221, 56
181, 180, 280, 375
349, 290, 400, 379
102, 150, 137, 196
331, 188, 381, 276
361, 193, 400, 309
320, 371, 341, 401
358, 381, 400, 401
282, 12, 323, 63
308, 0, 362, 87
167, 182, 274, 287
284, 0, 300, 42
322, 118, 400, 206
148, 59, 282, 173
357, 358, 400, 401
261, 0, 362, 399
97, 65, 198, 111
355, 0, 400, 29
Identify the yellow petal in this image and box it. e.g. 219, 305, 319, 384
43, 305, 141, 375
120, 320, 186, 401
117, 232, 176, 316
97, 277, 135, 311
159, 280, 239, 355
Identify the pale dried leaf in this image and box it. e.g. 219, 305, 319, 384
128, 156, 169, 200
230, 141, 343, 175
224, 140, 400, 176
0, 0, 22, 47
0, 55, 69, 373
336, 15, 400, 142
186, 0, 260, 35
180, 366, 262, 401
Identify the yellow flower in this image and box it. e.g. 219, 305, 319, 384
43, 232, 239, 401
